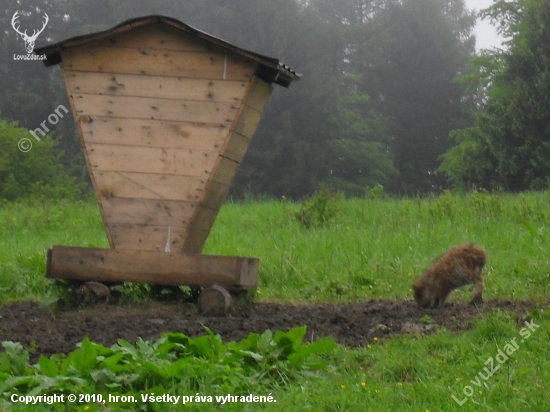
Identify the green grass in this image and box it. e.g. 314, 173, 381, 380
207, 190, 550, 303
1, 191, 550, 411
0, 198, 108, 304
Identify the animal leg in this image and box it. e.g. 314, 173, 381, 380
470, 280, 484, 306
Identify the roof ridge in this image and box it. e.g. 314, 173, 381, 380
35, 14, 300, 88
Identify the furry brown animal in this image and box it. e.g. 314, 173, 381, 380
78, 281, 111, 304
413, 244, 487, 308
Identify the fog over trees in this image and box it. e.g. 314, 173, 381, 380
1, 0, 548, 199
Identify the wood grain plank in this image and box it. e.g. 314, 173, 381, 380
65, 71, 248, 102
78, 116, 229, 151
181, 205, 219, 253
100, 197, 196, 226
230, 104, 262, 138
187, 205, 219, 233
181, 228, 212, 253
200, 181, 230, 209
108, 223, 185, 252
221, 132, 250, 163
93, 171, 205, 201
72, 94, 239, 124
244, 77, 273, 112
60, 67, 116, 249
210, 156, 240, 185
61, 46, 256, 81
218, 104, 262, 161
87, 143, 218, 175
179, 75, 271, 244
47, 246, 259, 289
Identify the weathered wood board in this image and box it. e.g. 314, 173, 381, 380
65, 71, 248, 102
62, 47, 255, 81
78, 117, 229, 150
48, 246, 259, 290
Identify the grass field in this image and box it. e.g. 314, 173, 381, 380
1, 191, 550, 410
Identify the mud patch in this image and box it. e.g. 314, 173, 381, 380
0, 299, 540, 361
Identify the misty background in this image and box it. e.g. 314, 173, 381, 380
1, 0, 548, 200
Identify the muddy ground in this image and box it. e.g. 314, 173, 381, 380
0, 298, 541, 362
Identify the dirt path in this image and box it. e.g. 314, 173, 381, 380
0, 299, 539, 361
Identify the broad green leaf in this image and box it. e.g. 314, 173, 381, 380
38, 356, 59, 377
0, 375, 34, 392
63, 337, 98, 374
202, 324, 225, 356
189, 336, 214, 358
258, 330, 273, 353
0, 341, 30, 375
274, 326, 307, 350
239, 350, 264, 362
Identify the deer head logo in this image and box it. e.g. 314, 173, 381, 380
11, 11, 49, 54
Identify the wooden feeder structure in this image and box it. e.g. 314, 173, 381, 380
36, 15, 299, 307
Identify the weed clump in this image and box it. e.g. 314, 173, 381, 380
293, 184, 342, 229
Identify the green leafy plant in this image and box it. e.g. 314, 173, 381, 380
428, 190, 455, 219
366, 184, 385, 200
293, 184, 342, 229
0, 326, 336, 403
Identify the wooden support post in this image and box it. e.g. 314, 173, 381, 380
47, 246, 258, 290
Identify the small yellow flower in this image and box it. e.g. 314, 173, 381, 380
361, 382, 366, 387
367, 344, 372, 349
341, 384, 346, 389
398, 382, 403, 387
84, 408, 90, 412
373, 337, 379, 341
456, 377, 461, 382
479, 390, 483, 394
375, 390, 379, 393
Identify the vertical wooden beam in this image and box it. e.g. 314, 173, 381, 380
181, 76, 273, 253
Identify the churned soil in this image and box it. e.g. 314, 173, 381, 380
0, 298, 540, 362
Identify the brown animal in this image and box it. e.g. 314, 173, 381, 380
78, 281, 111, 304
413, 244, 487, 308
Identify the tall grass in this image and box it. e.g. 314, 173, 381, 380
207, 190, 550, 303
0, 198, 107, 304
1, 191, 550, 304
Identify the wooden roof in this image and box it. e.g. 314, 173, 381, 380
35, 15, 300, 88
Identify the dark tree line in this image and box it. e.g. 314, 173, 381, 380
1, 0, 478, 199
441, 0, 550, 192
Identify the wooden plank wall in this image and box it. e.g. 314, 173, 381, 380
60, 24, 266, 252
182, 77, 273, 252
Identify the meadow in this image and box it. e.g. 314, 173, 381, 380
1, 190, 549, 410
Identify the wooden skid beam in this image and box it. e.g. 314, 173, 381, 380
47, 246, 258, 290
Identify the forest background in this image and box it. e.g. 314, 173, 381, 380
1, 0, 549, 200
